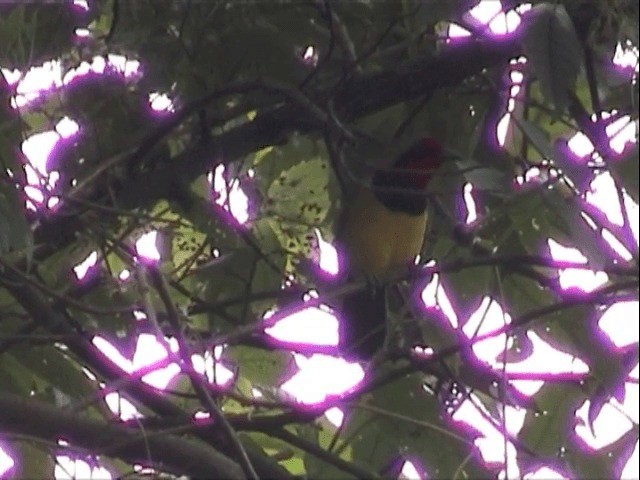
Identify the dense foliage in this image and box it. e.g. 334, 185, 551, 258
0, 1, 638, 479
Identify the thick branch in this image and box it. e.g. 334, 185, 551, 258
0, 391, 244, 479
33, 36, 521, 252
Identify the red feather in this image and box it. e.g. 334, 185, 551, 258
389, 137, 444, 190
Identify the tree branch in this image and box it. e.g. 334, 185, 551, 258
0, 391, 244, 479
0, 260, 294, 480
32, 36, 521, 254
148, 265, 260, 480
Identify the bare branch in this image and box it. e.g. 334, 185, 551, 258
0, 391, 244, 479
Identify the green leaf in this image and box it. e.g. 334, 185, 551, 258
0, 6, 26, 63
517, 118, 595, 191
265, 158, 330, 225
344, 373, 489, 479
11, 441, 56, 480
517, 383, 586, 475
611, 144, 639, 203
8, 346, 99, 404
569, 424, 639, 480
0, 352, 36, 396
21, 111, 50, 134
245, 431, 308, 476
297, 421, 354, 479
226, 345, 291, 390
544, 193, 611, 270
0, 184, 33, 259
440, 267, 490, 323
459, 162, 511, 195
517, 119, 555, 160
262, 157, 330, 272
535, 308, 635, 419
522, 3, 583, 112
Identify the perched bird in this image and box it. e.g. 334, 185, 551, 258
336, 137, 447, 360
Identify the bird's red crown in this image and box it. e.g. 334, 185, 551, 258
391, 137, 444, 189
371, 137, 444, 215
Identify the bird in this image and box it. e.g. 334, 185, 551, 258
335, 137, 447, 361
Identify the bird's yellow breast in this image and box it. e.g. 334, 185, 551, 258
339, 186, 428, 278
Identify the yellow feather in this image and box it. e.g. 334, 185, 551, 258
339, 186, 428, 278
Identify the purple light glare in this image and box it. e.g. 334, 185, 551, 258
451, 398, 523, 478
316, 229, 340, 276
449, 1, 531, 41
0, 443, 15, 478
9, 54, 141, 109
524, 466, 569, 479
463, 183, 478, 224
420, 272, 459, 329
265, 305, 339, 347
463, 297, 511, 361
548, 239, 608, 292
501, 331, 589, 397
599, 301, 640, 348
211, 164, 250, 225
55, 455, 112, 480
72, 0, 90, 11
400, 459, 423, 480
612, 41, 639, 73
73, 251, 98, 280
10, 60, 63, 108
575, 399, 636, 450
191, 350, 235, 387
280, 353, 364, 405
135, 231, 161, 263
149, 92, 175, 113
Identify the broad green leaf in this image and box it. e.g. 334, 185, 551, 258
8, 346, 98, 403
545, 194, 611, 270
568, 424, 639, 480
299, 421, 355, 479
611, 144, 639, 202
0, 6, 27, 63
439, 267, 490, 323
11, 441, 56, 480
265, 158, 330, 225
0, 352, 36, 396
226, 345, 291, 390
522, 3, 583, 113
263, 157, 330, 272
518, 383, 586, 472
0, 185, 33, 259
344, 373, 489, 479
516, 119, 555, 160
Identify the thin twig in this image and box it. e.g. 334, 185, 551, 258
272, 427, 379, 480
148, 267, 259, 480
